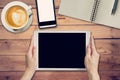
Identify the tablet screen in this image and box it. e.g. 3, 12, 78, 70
38, 33, 86, 68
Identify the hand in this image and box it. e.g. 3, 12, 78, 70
26, 36, 37, 72
21, 37, 37, 80
85, 36, 100, 80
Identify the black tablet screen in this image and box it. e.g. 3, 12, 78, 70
38, 33, 86, 68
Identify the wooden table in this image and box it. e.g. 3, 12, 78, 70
0, 0, 120, 80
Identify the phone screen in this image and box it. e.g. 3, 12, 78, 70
36, 0, 56, 28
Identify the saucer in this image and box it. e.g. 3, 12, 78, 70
1, 1, 33, 33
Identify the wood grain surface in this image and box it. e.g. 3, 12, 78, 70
0, 0, 120, 80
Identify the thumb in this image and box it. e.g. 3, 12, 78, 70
86, 40, 91, 57
33, 46, 37, 59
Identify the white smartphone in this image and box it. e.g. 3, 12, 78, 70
36, 0, 57, 28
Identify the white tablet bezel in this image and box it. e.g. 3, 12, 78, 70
34, 30, 90, 71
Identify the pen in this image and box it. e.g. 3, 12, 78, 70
111, 0, 119, 15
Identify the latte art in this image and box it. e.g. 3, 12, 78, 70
5, 6, 28, 29
1, 1, 33, 33
12, 9, 27, 26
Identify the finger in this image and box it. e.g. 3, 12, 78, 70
86, 38, 91, 57
31, 36, 34, 48
91, 36, 97, 53
33, 46, 37, 59
28, 36, 34, 57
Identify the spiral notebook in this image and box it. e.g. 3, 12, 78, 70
59, 0, 120, 29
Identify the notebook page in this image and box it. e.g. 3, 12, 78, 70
59, 0, 95, 22
95, 0, 120, 29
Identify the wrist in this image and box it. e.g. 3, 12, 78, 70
20, 68, 35, 80
88, 70, 98, 75
89, 71, 99, 76
88, 71, 100, 80
25, 68, 35, 74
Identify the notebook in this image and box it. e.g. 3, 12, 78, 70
59, 0, 120, 29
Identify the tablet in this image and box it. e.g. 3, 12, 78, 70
34, 31, 90, 71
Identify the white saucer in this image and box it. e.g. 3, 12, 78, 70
1, 1, 33, 33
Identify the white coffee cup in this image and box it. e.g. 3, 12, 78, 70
1, 1, 33, 33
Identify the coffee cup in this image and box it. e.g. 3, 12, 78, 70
1, 1, 33, 33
